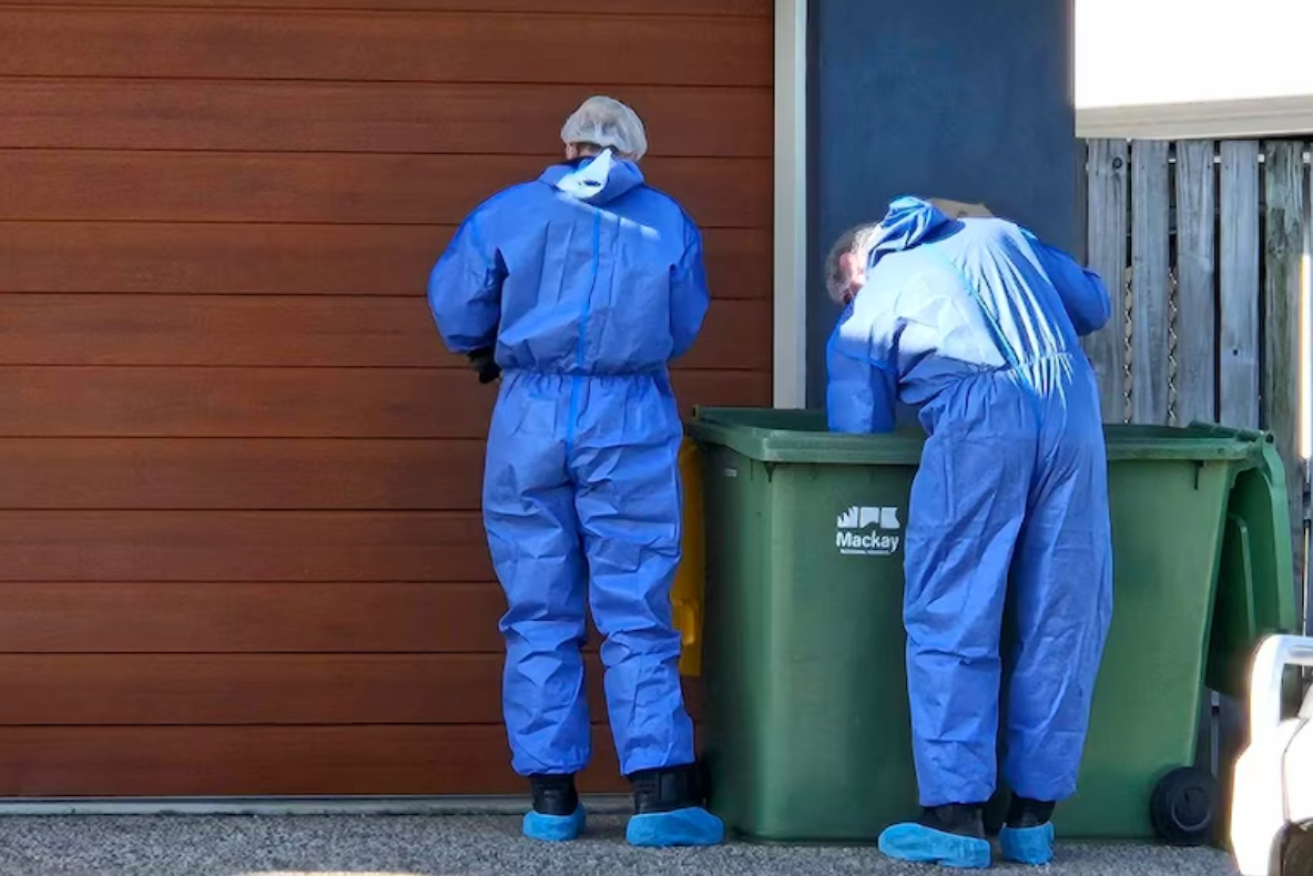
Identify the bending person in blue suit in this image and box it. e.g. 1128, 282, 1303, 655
427, 96, 723, 848
825, 197, 1114, 868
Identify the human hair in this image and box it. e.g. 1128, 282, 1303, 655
824, 222, 884, 304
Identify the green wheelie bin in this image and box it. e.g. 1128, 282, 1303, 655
686, 407, 1297, 844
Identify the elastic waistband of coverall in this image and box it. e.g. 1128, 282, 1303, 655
501, 367, 670, 381
944, 351, 1078, 386
1004, 350, 1081, 376
992, 352, 1087, 428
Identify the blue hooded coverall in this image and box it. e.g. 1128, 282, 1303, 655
428, 152, 708, 780
827, 197, 1114, 808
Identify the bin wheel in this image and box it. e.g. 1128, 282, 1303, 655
1150, 767, 1218, 846
1281, 824, 1313, 876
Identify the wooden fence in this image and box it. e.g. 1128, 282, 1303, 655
1083, 138, 1310, 624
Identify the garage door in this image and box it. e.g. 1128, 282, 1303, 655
0, 1, 773, 796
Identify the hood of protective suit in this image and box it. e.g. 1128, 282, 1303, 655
867, 195, 954, 270
539, 150, 645, 206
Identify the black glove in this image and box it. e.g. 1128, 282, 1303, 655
467, 348, 501, 385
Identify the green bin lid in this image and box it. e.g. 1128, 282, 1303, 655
688, 407, 1297, 704
1206, 438, 1299, 697
687, 407, 1272, 466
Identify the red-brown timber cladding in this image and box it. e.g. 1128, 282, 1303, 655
0, 0, 773, 795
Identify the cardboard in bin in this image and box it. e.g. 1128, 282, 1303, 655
928, 197, 994, 219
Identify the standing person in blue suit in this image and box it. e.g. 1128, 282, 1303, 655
825, 196, 1114, 868
427, 95, 723, 849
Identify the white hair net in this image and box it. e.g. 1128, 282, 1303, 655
560, 96, 649, 161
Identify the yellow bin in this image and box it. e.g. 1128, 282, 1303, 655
672, 438, 705, 677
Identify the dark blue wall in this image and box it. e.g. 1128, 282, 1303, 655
807, 0, 1079, 405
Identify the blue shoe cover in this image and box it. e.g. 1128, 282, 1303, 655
626, 806, 725, 847
1000, 823, 1055, 866
523, 806, 586, 842
877, 822, 992, 869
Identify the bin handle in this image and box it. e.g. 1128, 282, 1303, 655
1186, 420, 1273, 445
1248, 634, 1313, 737
1231, 514, 1259, 643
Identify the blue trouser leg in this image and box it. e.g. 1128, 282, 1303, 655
484, 376, 590, 776
903, 379, 1036, 808
1003, 420, 1113, 802
572, 376, 696, 777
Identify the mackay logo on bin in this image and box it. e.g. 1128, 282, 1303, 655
835, 506, 902, 557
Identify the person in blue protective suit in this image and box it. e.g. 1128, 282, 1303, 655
825, 196, 1114, 869
427, 96, 724, 849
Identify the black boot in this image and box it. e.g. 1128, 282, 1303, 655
628, 763, 704, 814
918, 803, 987, 839
529, 773, 579, 816
523, 774, 585, 842
1005, 796, 1055, 828
1000, 796, 1057, 864
878, 802, 991, 867
625, 763, 725, 847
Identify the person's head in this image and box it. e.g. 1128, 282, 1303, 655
824, 197, 993, 306
824, 222, 885, 306
560, 96, 649, 163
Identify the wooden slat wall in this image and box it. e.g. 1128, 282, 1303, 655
0, 154, 770, 226
0, 8, 770, 84
0, 297, 772, 370
0, 82, 773, 155
1262, 143, 1308, 623
1084, 138, 1309, 436
0, 654, 704, 725
0, 225, 771, 297
1084, 138, 1309, 624
1083, 140, 1129, 421
0, 726, 646, 797
1218, 141, 1262, 430
1129, 140, 1171, 426
1173, 140, 1216, 427
0, 0, 772, 796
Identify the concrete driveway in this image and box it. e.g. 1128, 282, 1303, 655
0, 815, 1239, 876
